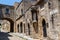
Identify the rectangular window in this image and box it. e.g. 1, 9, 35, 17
5, 8, 9, 14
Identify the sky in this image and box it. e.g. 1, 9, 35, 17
0, 0, 22, 5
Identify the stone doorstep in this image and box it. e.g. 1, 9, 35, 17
12, 33, 40, 40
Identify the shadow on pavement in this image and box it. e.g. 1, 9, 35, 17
0, 32, 12, 40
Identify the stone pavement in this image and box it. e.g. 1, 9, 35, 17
0, 29, 40, 40
12, 33, 40, 40
0, 32, 21, 40
0, 32, 40, 40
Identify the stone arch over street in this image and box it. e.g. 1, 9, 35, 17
1, 18, 14, 32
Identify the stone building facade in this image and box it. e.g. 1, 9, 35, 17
14, 0, 60, 40
0, 0, 60, 40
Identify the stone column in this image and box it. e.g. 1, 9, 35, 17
23, 23, 24, 34
25, 23, 28, 35
14, 21, 16, 32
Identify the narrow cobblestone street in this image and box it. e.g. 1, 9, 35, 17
0, 32, 39, 40
0, 0, 60, 40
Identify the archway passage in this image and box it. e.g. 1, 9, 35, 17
2, 18, 14, 32
42, 19, 47, 37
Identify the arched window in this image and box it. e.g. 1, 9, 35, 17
42, 19, 47, 37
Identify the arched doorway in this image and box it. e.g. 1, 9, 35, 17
10, 21, 14, 32
17, 24, 19, 32
28, 23, 30, 35
20, 22, 23, 33
2, 18, 14, 32
24, 24, 25, 33
42, 19, 47, 37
